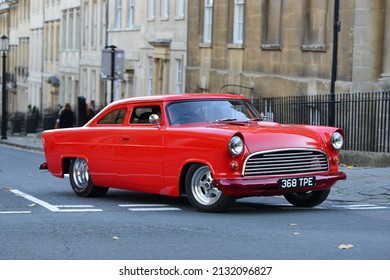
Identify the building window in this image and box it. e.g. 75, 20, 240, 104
147, 58, 154, 95
175, 59, 183, 93
203, 0, 213, 43
46, 22, 58, 62
176, 0, 185, 19
62, 8, 80, 50
82, 68, 88, 99
61, 13, 66, 49
115, 0, 122, 29
233, 0, 245, 44
91, 70, 97, 102
302, 0, 328, 51
69, 11, 74, 48
127, 0, 135, 28
101, 0, 107, 46
161, 0, 169, 19
148, 0, 155, 20
83, 1, 89, 48
55, 23, 60, 61
67, 76, 73, 102
261, 0, 282, 50
91, 0, 98, 48
75, 9, 81, 49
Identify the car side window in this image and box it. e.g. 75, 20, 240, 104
97, 108, 127, 124
130, 106, 161, 124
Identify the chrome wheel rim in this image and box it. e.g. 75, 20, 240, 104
72, 158, 90, 190
191, 166, 221, 206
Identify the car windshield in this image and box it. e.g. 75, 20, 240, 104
167, 99, 262, 125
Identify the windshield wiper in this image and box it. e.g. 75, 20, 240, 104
215, 118, 237, 122
248, 118, 263, 121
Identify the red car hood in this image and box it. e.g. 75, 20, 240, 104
206, 121, 326, 153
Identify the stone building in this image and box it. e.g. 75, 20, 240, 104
1, 0, 390, 125
58, 0, 80, 112
107, 0, 187, 103
1, 0, 187, 123
187, 0, 390, 97
29, 0, 45, 114
59, 0, 187, 114
1, 0, 31, 114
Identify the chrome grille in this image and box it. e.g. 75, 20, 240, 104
243, 149, 329, 176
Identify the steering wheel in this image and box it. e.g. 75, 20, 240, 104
173, 115, 194, 125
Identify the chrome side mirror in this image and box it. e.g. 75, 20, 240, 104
149, 114, 161, 128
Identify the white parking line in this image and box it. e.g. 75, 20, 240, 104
119, 204, 181, 211
129, 207, 181, 212
119, 204, 171, 207
0, 211, 31, 214
54, 205, 95, 208
332, 204, 389, 210
57, 208, 103, 212
10, 189, 60, 212
9, 189, 103, 212
53, 205, 103, 212
268, 203, 326, 210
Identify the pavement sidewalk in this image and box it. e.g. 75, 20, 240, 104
1, 134, 389, 205
0, 133, 44, 152
330, 165, 390, 205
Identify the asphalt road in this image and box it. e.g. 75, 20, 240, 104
1, 145, 390, 260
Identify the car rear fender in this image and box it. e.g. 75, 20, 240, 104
61, 155, 88, 175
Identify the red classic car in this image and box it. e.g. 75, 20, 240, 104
40, 94, 346, 212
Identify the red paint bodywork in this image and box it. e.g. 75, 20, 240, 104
41, 94, 346, 198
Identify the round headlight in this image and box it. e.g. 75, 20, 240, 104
229, 136, 244, 156
331, 131, 344, 150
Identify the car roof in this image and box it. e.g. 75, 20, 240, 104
108, 93, 249, 107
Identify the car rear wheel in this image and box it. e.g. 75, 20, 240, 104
185, 164, 235, 212
69, 158, 109, 197
284, 189, 330, 207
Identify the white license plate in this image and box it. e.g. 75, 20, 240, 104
278, 177, 316, 189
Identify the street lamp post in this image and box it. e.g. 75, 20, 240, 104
1, 35, 9, 140
108, 45, 116, 103
329, 0, 340, 127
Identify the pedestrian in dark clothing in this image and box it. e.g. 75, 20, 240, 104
85, 103, 95, 123
55, 103, 75, 128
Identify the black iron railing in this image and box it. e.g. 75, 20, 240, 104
251, 92, 390, 153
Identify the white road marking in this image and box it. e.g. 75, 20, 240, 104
332, 204, 389, 210
0, 211, 31, 214
280, 206, 326, 210
10, 189, 60, 212
54, 205, 103, 212
58, 208, 103, 212
119, 204, 181, 211
9, 189, 103, 212
129, 207, 181, 212
268, 203, 326, 210
119, 204, 171, 207
268, 203, 388, 210
54, 205, 95, 208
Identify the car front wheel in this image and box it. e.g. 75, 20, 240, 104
185, 164, 235, 212
284, 189, 330, 207
69, 158, 109, 197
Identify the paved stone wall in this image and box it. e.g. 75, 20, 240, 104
340, 151, 390, 167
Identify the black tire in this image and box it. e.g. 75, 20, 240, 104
69, 158, 109, 197
284, 189, 331, 207
185, 164, 235, 212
